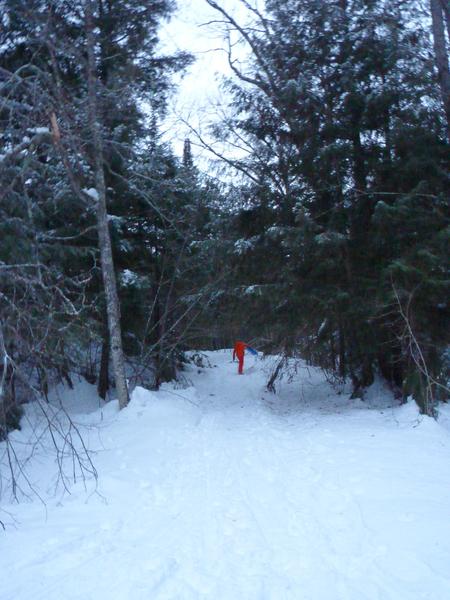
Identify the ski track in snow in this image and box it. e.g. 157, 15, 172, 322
1, 350, 450, 600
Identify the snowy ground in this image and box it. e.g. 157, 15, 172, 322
2, 350, 450, 600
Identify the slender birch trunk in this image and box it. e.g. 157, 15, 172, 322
430, 0, 450, 138
85, 0, 129, 409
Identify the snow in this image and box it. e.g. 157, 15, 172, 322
120, 268, 139, 285
27, 127, 50, 135
233, 237, 258, 254
437, 401, 450, 434
2, 351, 450, 600
317, 318, 328, 336
315, 231, 347, 245
82, 187, 99, 201
244, 284, 262, 296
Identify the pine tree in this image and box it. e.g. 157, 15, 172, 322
205, 0, 449, 407
0, 0, 192, 408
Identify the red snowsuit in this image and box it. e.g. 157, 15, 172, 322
233, 341, 247, 374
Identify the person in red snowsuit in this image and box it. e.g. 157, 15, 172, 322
233, 341, 247, 374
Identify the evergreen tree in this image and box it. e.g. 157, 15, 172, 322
0, 0, 192, 412
205, 0, 449, 410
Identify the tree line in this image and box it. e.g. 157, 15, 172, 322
198, 0, 449, 415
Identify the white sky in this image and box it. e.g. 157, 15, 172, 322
159, 0, 253, 166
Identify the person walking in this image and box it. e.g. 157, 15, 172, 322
233, 341, 258, 374
233, 341, 247, 374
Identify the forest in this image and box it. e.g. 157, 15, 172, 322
1, 0, 449, 442
1, 3, 450, 597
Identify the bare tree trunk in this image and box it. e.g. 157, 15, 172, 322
97, 321, 110, 400
430, 0, 450, 138
151, 261, 163, 390
0, 324, 8, 436
440, 0, 450, 42
85, 0, 129, 409
338, 320, 346, 379
267, 358, 284, 393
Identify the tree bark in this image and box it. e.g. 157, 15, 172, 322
440, 0, 450, 43
430, 0, 450, 138
338, 320, 346, 379
97, 322, 110, 400
85, 0, 129, 409
151, 260, 163, 390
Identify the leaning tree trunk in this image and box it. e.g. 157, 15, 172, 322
85, 0, 129, 409
430, 0, 450, 138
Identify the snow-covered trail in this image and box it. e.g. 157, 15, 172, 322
2, 351, 450, 600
